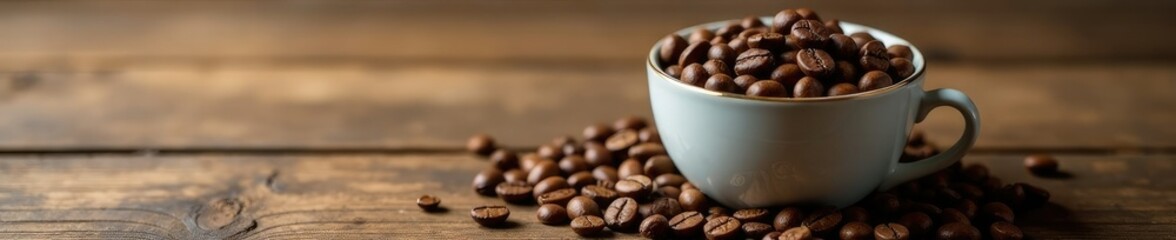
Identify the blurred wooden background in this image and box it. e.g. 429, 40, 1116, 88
0, 1, 1173, 239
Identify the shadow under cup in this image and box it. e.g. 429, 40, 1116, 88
646, 20, 970, 209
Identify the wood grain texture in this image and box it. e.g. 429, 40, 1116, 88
0, 63, 1172, 150
0, 153, 1173, 239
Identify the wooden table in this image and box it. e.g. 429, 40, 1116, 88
1, 1, 1174, 239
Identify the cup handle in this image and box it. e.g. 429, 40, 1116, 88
878, 88, 981, 190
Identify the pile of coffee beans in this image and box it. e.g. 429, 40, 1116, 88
657, 8, 917, 98
464, 115, 1052, 239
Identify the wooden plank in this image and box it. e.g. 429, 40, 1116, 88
0, 153, 1173, 239
0, 63, 1172, 150
1, 0, 1175, 71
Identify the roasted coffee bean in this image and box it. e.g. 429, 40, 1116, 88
549, 135, 576, 150
770, 63, 805, 87
875, 223, 910, 240
660, 34, 690, 64
639, 214, 671, 239
709, 44, 738, 66
473, 168, 505, 196
495, 182, 533, 204
780, 50, 799, 64
710, 36, 728, 45
961, 164, 989, 183
996, 183, 1027, 209
705, 74, 739, 93
537, 204, 570, 225
735, 48, 776, 78
802, 207, 843, 235
840, 221, 873, 240
703, 59, 734, 76
871, 193, 902, 214
618, 158, 644, 178
772, 9, 803, 34
489, 149, 518, 171
859, 70, 894, 92
741, 15, 765, 28
584, 142, 613, 167
898, 212, 934, 237
1024, 154, 1059, 175
527, 161, 560, 184
793, 76, 825, 98
795, 7, 821, 21
728, 75, 757, 94
604, 197, 641, 231
616, 175, 654, 199
671, 211, 706, 238
850, 32, 877, 48
860, 40, 891, 72
639, 127, 661, 143
559, 156, 590, 176
746, 80, 787, 97
571, 215, 607, 236
796, 48, 836, 78
733, 208, 771, 223
583, 123, 615, 143
644, 155, 678, 177
940, 208, 970, 225
592, 165, 619, 182
990, 221, 1024, 240
890, 58, 915, 80
689, 28, 716, 44
716, 23, 746, 39
1019, 183, 1052, 209
681, 63, 710, 86
629, 142, 667, 161
726, 37, 748, 54
568, 196, 602, 219
679, 189, 709, 211
649, 197, 684, 218
582, 184, 619, 206
739, 27, 767, 39
466, 134, 496, 156
825, 19, 843, 34
888, 45, 914, 60
981, 202, 1015, 223
736, 222, 771, 239
835, 60, 858, 83
828, 82, 859, 96
773, 207, 805, 231
827, 33, 859, 58
680, 41, 713, 66
518, 154, 548, 172
957, 200, 978, 218
654, 173, 687, 188
842, 206, 870, 223
537, 144, 564, 161
936, 222, 981, 240
503, 169, 527, 183
704, 216, 742, 240
762, 231, 782, 240
605, 129, 640, 155
748, 32, 787, 52
613, 116, 648, 131
953, 183, 986, 200
708, 206, 730, 218
910, 202, 943, 216
537, 188, 576, 206
470, 206, 511, 229
655, 186, 682, 199
417, 195, 441, 211
533, 176, 570, 198
780, 226, 814, 240
665, 64, 683, 78
791, 20, 829, 48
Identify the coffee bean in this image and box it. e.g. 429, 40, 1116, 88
981, 202, 1015, 223
733, 208, 771, 223
791, 20, 829, 48
567, 196, 602, 219
470, 205, 510, 227
780, 226, 813, 240
583, 123, 615, 143
770, 63, 805, 87
708, 206, 730, 218
748, 32, 787, 52
762, 231, 782, 240
796, 48, 836, 78
735, 48, 776, 78
660, 34, 689, 64
679, 189, 709, 211
739, 27, 767, 39
834, 60, 858, 84
733, 75, 759, 93
571, 215, 607, 236
728, 37, 750, 54
741, 15, 765, 28
960, 164, 989, 183
637, 214, 671, 239
533, 176, 570, 199
628, 143, 667, 161
716, 22, 745, 39
890, 57, 915, 80
990, 221, 1024, 240
709, 45, 738, 66
537, 144, 564, 161
638, 127, 661, 143
537, 204, 570, 225
618, 158, 643, 178
559, 156, 590, 176
670, 211, 706, 238
613, 116, 648, 131
665, 65, 683, 78
584, 142, 613, 167
778, 50, 798, 65
681, 63, 711, 86
616, 175, 653, 200
842, 206, 870, 223
703, 216, 742, 240
802, 207, 843, 235
654, 173, 687, 188
466, 134, 496, 156
592, 165, 619, 182
795, 7, 821, 20
473, 168, 505, 196
825, 19, 844, 34
849, 32, 877, 48
888, 45, 914, 60
650, 197, 684, 218
503, 169, 527, 183
680, 41, 713, 67
644, 155, 678, 178
840, 221, 873, 240
518, 154, 547, 172
746, 80, 787, 97
655, 186, 682, 199
773, 207, 805, 231
897, 212, 933, 237
710, 36, 728, 45
689, 28, 716, 44
604, 197, 641, 231
1019, 183, 1052, 209
703, 59, 734, 76
605, 129, 640, 155
957, 200, 978, 219
793, 76, 825, 98
734, 221, 771, 239
772, 9, 803, 34
936, 222, 980, 240
417, 195, 441, 211
871, 193, 902, 215
859, 70, 894, 92
940, 208, 970, 225
828, 33, 859, 59
488, 149, 518, 171
527, 161, 560, 184
953, 183, 985, 200
582, 185, 619, 206
705, 74, 739, 93
910, 201, 944, 216
859, 40, 891, 72
875, 223, 911, 240
1024, 154, 1059, 175
495, 182, 533, 204
828, 83, 860, 96
538, 188, 576, 206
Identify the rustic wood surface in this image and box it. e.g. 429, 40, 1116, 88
0, 1, 1174, 239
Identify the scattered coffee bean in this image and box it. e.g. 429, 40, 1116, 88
1024, 154, 1059, 175
488, 149, 518, 171
466, 134, 496, 156
617, 158, 643, 179
936, 222, 981, 240
592, 165, 619, 183
495, 182, 533, 204
640, 214, 672, 239
689, 28, 716, 44
940, 208, 971, 225
793, 76, 825, 98
859, 70, 894, 92
875, 223, 911, 240
559, 156, 589, 176
644, 155, 678, 178
606, 129, 639, 155
733, 208, 771, 223
583, 142, 613, 167
743, 222, 774, 239
604, 197, 641, 231
582, 184, 619, 206
537, 144, 564, 161
583, 123, 615, 143
679, 189, 709, 211
897, 212, 934, 237
416, 195, 441, 211
537, 187, 577, 206
746, 80, 787, 97
773, 207, 806, 231
763, 231, 783, 240
840, 221, 873, 240
780, 226, 814, 240
990, 221, 1024, 240
704, 216, 742, 240
503, 169, 527, 183
796, 48, 836, 78
470, 205, 510, 227
828, 82, 859, 96
655, 186, 682, 199
473, 168, 505, 196
571, 215, 606, 236
1019, 183, 1052, 209
981, 202, 1015, 223
888, 45, 913, 60
538, 204, 570, 225
533, 176, 570, 198
616, 175, 654, 199
518, 154, 546, 172
670, 211, 706, 238
705, 74, 739, 93
654, 173, 687, 188
527, 161, 560, 184
629, 142, 667, 161
567, 195, 602, 219
802, 207, 843, 235
842, 206, 870, 223
649, 197, 684, 218
638, 127, 661, 143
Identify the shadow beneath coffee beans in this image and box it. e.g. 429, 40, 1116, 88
424, 206, 450, 214
487, 221, 522, 229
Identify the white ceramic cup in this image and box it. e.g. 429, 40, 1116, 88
646, 19, 980, 208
